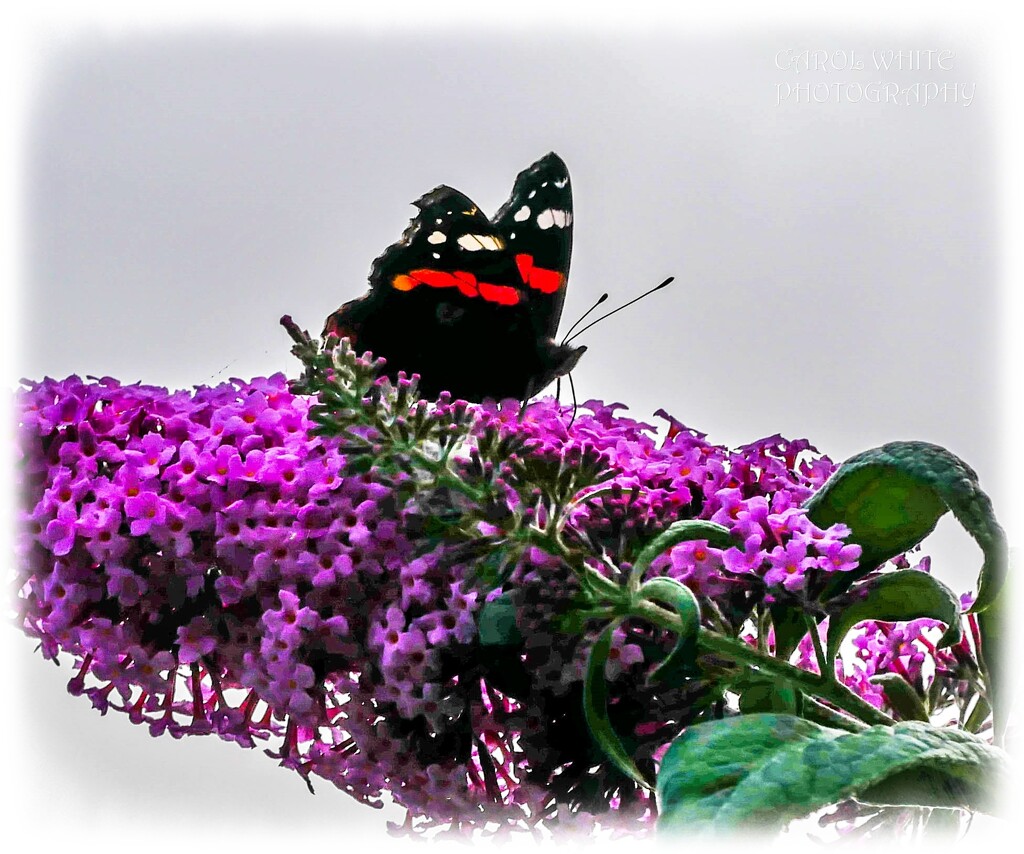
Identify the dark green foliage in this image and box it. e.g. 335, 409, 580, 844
657, 715, 1007, 833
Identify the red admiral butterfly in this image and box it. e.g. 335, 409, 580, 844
324, 153, 585, 403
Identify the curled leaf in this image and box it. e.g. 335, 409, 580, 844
825, 569, 962, 664
582, 619, 652, 790
628, 520, 735, 590
636, 576, 702, 682
805, 441, 1006, 611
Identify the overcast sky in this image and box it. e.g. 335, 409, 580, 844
3, 5, 1017, 850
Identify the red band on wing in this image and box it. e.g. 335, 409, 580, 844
451, 270, 479, 299
515, 253, 534, 281
478, 282, 521, 305
391, 270, 521, 305
515, 253, 564, 294
416, 269, 468, 290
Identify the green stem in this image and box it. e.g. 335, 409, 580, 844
557, 486, 619, 534
804, 613, 831, 681
631, 598, 895, 728
963, 694, 991, 734
404, 447, 486, 504
525, 523, 894, 727
800, 694, 869, 732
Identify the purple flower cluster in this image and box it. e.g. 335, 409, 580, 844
14, 374, 953, 837
543, 407, 860, 604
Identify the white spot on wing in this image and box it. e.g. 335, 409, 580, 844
536, 209, 571, 230
457, 233, 505, 251
432, 252, 441, 259
513, 205, 530, 222
528, 190, 537, 199
554, 177, 568, 188
427, 231, 447, 244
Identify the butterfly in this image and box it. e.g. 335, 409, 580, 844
323, 153, 585, 403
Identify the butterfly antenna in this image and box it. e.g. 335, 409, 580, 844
560, 293, 610, 345
567, 370, 579, 429
564, 277, 674, 345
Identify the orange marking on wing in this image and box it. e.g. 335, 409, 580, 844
392, 274, 417, 291
478, 282, 521, 305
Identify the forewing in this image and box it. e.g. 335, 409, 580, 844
491, 152, 573, 337
369, 185, 525, 307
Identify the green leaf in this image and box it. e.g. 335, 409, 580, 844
582, 619, 652, 790
769, 603, 809, 659
471, 548, 517, 588
869, 673, 929, 722
972, 546, 1015, 746
737, 682, 799, 715
346, 454, 375, 475
657, 714, 1006, 834
628, 520, 735, 589
636, 576, 702, 682
477, 593, 522, 647
805, 441, 1006, 610
825, 570, 962, 664
977, 587, 1007, 745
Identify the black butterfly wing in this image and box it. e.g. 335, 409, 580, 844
325, 184, 526, 335
491, 152, 573, 340
323, 154, 583, 401
369, 185, 525, 301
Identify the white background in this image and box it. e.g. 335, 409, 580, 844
2, 2, 1019, 851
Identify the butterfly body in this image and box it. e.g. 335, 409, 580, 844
324, 153, 585, 402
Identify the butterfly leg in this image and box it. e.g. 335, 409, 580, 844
567, 371, 579, 429
518, 377, 539, 422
